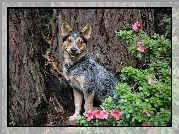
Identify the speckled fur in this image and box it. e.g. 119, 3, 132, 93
61, 20, 118, 120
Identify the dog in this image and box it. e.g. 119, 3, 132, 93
61, 20, 118, 121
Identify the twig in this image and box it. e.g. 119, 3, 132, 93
131, 82, 138, 93
154, 57, 171, 59
42, 55, 64, 77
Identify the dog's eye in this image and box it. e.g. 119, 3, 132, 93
78, 40, 83, 44
67, 38, 72, 43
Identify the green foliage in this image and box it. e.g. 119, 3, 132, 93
114, 18, 171, 126
39, 9, 53, 36
40, 12, 52, 23
116, 29, 171, 59
163, 14, 171, 37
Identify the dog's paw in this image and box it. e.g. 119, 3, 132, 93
69, 114, 78, 121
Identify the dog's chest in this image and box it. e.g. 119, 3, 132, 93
63, 55, 97, 91
63, 63, 83, 78
63, 63, 87, 90
63, 55, 93, 77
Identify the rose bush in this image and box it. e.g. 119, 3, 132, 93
114, 21, 171, 126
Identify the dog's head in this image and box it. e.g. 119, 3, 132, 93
61, 20, 92, 59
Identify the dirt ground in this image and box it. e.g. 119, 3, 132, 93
35, 95, 76, 126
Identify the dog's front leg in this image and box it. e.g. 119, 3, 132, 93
69, 89, 83, 121
84, 91, 95, 113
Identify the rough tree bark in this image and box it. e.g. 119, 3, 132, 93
9, 9, 46, 126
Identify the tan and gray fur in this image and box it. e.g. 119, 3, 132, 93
61, 20, 118, 120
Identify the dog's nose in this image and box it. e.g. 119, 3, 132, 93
71, 47, 77, 53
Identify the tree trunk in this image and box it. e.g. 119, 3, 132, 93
52, 9, 155, 78
9, 9, 46, 126
9, 9, 74, 126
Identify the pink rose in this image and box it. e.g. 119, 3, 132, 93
132, 22, 140, 31
100, 111, 109, 119
135, 22, 140, 27
132, 25, 139, 31
86, 111, 94, 121
93, 110, 101, 118
94, 110, 108, 119
147, 76, 154, 84
137, 44, 146, 53
141, 122, 150, 126
110, 109, 120, 120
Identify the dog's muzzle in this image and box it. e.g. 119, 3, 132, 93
69, 47, 79, 59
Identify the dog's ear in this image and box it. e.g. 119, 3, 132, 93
80, 23, 92, 40
61, 20, 73, 36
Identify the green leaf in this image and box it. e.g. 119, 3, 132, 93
136, 101, 140, 106
154, 121, 158, 126
136, 53, 143, 58
145, 99, 149, 102
132, 117, 135, 122
128, 109, 133, 113
126, 114, 130, 119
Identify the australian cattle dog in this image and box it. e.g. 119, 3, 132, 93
61, 20, 118, 120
